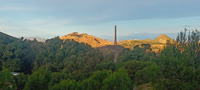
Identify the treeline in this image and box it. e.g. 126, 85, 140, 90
0, 29, 199, 90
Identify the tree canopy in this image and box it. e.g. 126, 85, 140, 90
0, 29, 199, 90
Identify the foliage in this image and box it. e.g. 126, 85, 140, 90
0, 34, 43, 73
80, 70, 112, 90
14, 73, 28, 90
133, 29, 200, 90
50, 79, 77, 90
0, 29, 200, 90
123, 61, 150, 82
24, 67, 52, 90
0, 69, 17, 90
95, 62, 116, 71
48, 72, 68, 87
133, 83, 155, 90
102, 68, 133, 90
118, 46, 155, 63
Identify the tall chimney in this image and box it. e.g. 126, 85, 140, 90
114, 25, 117, 45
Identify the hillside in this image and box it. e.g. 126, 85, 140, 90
0, 32, 19, 40
60, 32, 113, 48
154, 34, 175, 44
60, 32, 175, 53
0, 32, 19, 44
99, 45, 128, 63
118, 34, 175, 53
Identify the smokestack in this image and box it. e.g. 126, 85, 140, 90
114, 25, 117, 45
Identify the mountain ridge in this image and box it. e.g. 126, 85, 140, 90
0, 31, 175, 53
60, 32, 175, 53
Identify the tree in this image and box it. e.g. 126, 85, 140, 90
134, 63, 159, 86
50, 79, 77, 90
24, 67, 52, 90
14, 73, 28, 90
3, 58, 23, 72
48, 72, 68, 88
80, 70, 112, 90
102, 69, 133, 90
118, 47, 155, 63
95, 62, 116, 71
123, 61, 150, 82
0, 69, 17, 90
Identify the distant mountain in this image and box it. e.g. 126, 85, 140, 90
60, 32, 113, 48
99, 33, 178, 41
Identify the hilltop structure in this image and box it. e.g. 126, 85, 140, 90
114, 25, 117, 45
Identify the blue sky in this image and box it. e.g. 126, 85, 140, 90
0, 0, 200, 40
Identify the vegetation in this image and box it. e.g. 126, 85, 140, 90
0, 29, 199, 90
118, 34, 175, 53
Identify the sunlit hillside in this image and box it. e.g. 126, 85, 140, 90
60, 32, 113, 48
118, 34, 175, 53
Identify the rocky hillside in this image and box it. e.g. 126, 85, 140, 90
60, 32, 113, 48
60, 32, 175, 53
154, 34, 175, 44
118, 34, 175, 53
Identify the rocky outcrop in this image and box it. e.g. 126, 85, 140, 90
60, 32, 113, 48
154, 34, 175, 44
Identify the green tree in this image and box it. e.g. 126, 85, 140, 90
14, 73, 28, 90
50, 79, 77, 90
118, 47, 155, 63
0, 69, 17, 90
24, 67, 52, 90
102, 69, 133, 90
123, 61, 150, 82
95, 62, 116, 71
80, 70, 112, 90
134, 63, 159, 86
48, 72, 68, 88
3, 58, 22, 72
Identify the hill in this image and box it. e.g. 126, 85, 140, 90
60, 32, 113, 48
60, 32, 175, 53
154, 34, 175, 44
118, 34, 175, 53
0, 32, 19, 40
0, 32, 19, 44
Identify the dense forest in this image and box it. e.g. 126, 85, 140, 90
0, 29, 199, 90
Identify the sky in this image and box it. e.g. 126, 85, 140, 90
0, 0, 200, 40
